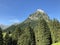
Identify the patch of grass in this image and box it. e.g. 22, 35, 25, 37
2, 32, 12, 38
2, 32, 6, 38
52, 42, 60, 45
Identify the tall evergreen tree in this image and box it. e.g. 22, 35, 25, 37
49, 19, 60, 43
17, 23, 36, 45
12, 26, 22, 45
12, 26, 22, 40
28, 23, 36, 45
0, 27, 3, 45
34, 19, 52, 45
12, 39, 17, 45
4, 32, 12, 45
17, 26, 31, 45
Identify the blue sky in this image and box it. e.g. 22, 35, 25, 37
0, 0, 60, 25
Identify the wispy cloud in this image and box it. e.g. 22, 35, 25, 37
9, 19, 20, 23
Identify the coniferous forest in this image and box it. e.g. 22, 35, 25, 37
0, 10, 60, 45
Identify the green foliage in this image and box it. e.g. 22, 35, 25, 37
34, 19, 52, 45
0, 27, 3, 45
28, 23, 36, 45
12, 26, 22, 40
17, 26, 31, 45
2, 11, 60, 45
49, 19, 60, 43
4, 25, 16, 33
52, 42, 60, 45
17, 25, 36, 45
4, 32, 12, 45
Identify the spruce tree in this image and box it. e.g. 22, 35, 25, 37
17, 26, 31, 45
12, 26, 22, 45
4, 32, 9, 45
49, 19, 60, 43
4, 32, 12, 45
12, 26, 22, 40
0, 27, 3, 45
34, 19, 52, 45
28, 23, 36, 45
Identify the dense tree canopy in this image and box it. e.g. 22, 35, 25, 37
0, 27, 3, 45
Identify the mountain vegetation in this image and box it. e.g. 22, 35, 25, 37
1, 9, 60, 45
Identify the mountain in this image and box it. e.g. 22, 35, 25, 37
4, 24, 17, 32
4, 9, 50, 32
24, 9, 50, 23
21, 9, 50, 29
13, 9, 52, 45
0, 24, 9, 30
3, 9, 60, 45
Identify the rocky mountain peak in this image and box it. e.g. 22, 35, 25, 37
28, 9, 49, 22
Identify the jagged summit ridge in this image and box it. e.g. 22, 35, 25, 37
24, 9, 49, 23
28, 9, 49, 21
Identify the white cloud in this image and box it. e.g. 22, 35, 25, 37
9, 19, 20, 23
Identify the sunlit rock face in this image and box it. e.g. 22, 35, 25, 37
28, 9, 49, 22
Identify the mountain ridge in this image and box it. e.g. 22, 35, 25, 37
4, 9, 50, 32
